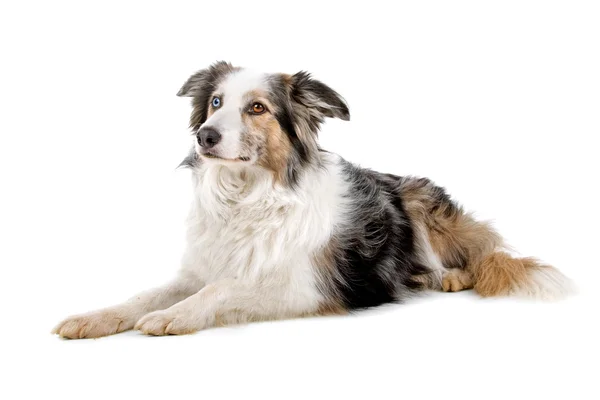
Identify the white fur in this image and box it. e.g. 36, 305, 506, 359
202, 69, 268, 160
413, 224, 447, 288
511, 266, 575, 301
53, 152, 351, 338
52, 66, 573, 338
183, 153, 347, 296
134, 152, 352, 333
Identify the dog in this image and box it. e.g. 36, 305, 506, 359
52, 61, 573, 338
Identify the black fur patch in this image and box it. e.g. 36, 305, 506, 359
329, 161, 430, 309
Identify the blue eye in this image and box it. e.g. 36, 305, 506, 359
212, 97, 221, 108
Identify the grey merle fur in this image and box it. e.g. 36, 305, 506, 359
328, 161, 431, 308
177, 61, 238, 131
178, 62, 443, 309
177, 63, 349, 187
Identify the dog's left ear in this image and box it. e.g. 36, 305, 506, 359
291, 72, 350, 121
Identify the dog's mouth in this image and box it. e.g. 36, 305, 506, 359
200, 151, 250, 162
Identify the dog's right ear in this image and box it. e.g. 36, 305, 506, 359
176, 61, 235, 97
177, 61, 235, 129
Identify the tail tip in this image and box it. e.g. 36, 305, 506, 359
511, 266, 576, 301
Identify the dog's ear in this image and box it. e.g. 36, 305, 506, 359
290, 71, 350, 121
176, 61, 235, 97
177, 61, 235, 129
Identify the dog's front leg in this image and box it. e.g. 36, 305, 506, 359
135, 279, 312, 335
52, 275, 204, 339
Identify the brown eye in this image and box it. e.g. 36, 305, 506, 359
251, 102, 265, 114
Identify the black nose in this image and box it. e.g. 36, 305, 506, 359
197, 127, 222, 148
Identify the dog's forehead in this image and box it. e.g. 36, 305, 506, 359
218, 68, 269, 99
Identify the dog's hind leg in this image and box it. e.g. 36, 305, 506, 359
441, 268, 474, 292
399, 176, 500, 293
399, 176, 572, 299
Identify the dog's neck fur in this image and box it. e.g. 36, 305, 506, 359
192, 164, 293, 222
189, 152, 340, 224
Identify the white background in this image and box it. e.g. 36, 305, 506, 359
1, 1, 599, 399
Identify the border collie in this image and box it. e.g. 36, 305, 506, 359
53, 61, 572, 338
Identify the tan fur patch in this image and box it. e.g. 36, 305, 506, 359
473, 253, 531, 297
315, 303, 348, 316
253, 117, 293, 182
442, 268, 474, 292
399, 177, 502, 277
238, 92, 293, 183
398, 178, 564, 298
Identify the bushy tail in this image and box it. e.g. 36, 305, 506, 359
473, 252, 574, 300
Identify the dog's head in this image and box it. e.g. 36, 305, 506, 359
177, 61, 349, 185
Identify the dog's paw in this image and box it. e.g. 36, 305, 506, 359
442, 269, 474, 292
135, 310, 199, 336
52, 308, 133, 339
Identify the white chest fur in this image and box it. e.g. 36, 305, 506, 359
179, 155, 348, 292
